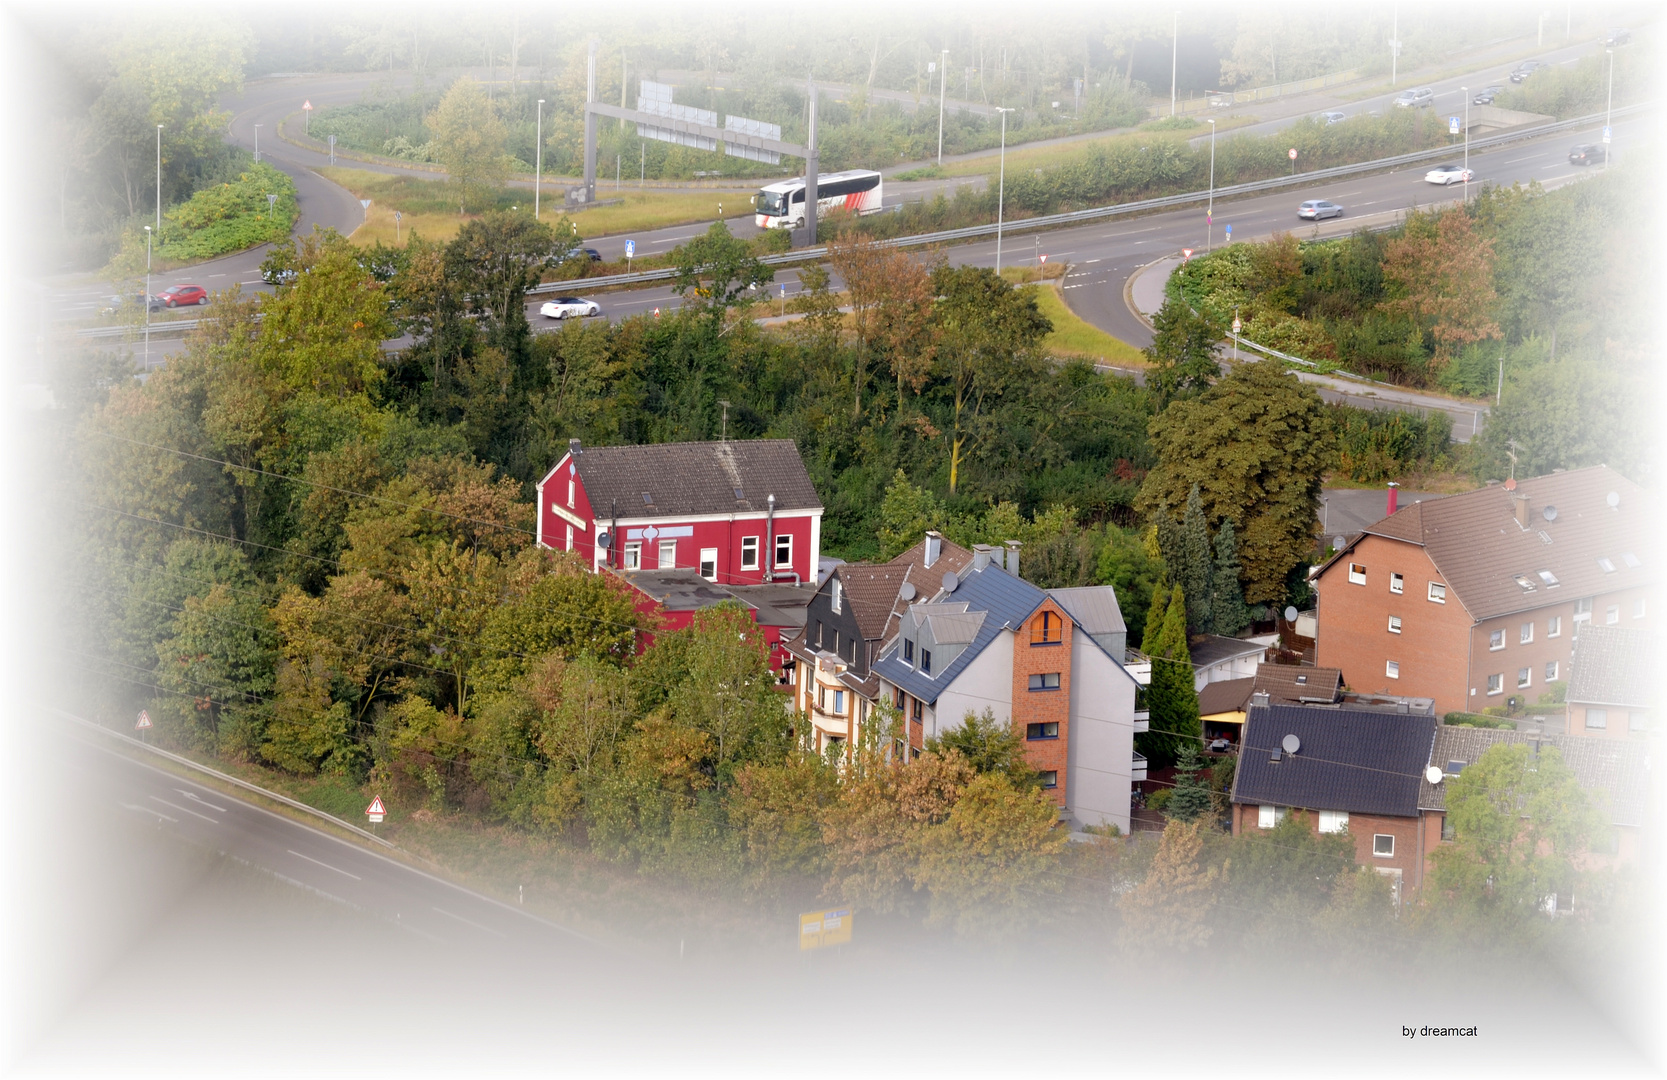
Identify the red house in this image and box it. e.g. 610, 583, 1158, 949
536, 438, 824, 586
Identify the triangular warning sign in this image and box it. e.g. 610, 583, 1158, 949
366, 796, 386, 815
303, 100, 313, 110
136, 710, 152, 730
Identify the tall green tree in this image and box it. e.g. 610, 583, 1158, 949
1210, 518, 1250, 636
1145, 298, 1222, 404
670, 222, 774, 330
877, 469, 943, 560
1165, 741, 1213, 823
444, 211, 573, 365
427, 77, 509, 205
925, 708, 1039, 787
1138, 359, 1336, 607
1139, 584, 1201, 768
1180, 485, 1214, 633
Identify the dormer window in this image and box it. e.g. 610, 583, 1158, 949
1031, 611, 1062, 645
903, 638, 914, 664
921, 649, 933, 675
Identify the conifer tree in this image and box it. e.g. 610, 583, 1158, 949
1141, 573, 1170, 656
1181, 485, 1213, 633
1137, 584, 1203, 768
1165, 741, 1213, 823
1211, 518, 1251, 637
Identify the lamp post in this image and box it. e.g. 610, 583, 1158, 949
994, 107, 1014, 275
144, 225, 152, 367
254, 123, 261, 163
535, 99, 545, 218
1170, 12, 1178, 117
1207, 117, 1216, 251
1604, 48, 1614, 171
937, 48, 948, 167
155, 124, 163, 232
1460, 88, 1470, 199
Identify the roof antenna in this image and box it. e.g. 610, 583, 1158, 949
1505, 440, 1520, 483
718, 399, 730, 442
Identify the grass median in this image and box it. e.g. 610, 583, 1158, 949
318, 167, 756, 246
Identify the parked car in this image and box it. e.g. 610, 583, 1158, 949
1318, 110, 1347, 125
1603, 28, 1631, 46
1394, 86, 1434, 108
583, 248, 603, 262
1510, 61, 1544, 83
1297, 199, 1345, 220
1568, 144, 1609, 165
100, 293, 163, 316
1472, 85, 1503, 105
1424, 163, 1475, 185
539, 296, 601, 320
156, 284, 208, 307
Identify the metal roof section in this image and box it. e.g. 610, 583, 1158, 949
1231, 703, 1437, 818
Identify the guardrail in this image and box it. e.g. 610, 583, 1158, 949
77, 319, 205, 339
532, 103, 1647, 297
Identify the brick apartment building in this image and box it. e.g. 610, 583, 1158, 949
1566, 623, 1658, 739
1314, 466, 1656, 717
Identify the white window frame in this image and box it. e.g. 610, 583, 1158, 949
1574, 597, 1593, 622
1372, 834, 1395, 857
832, 690, 845, 715
622, 541, 642, 570
1635, 597, 1647, 619
566, 478, 575, 508
1428, 582, 1447, 603
1606, 605, 1620, 625
1390, 572, 1404, 594
1348, 562, 1367, 586
1545, 660, 1559, 682
1548, 615, 1561, 638
774, 532, 794, 568
1257, 805, 1287, 829
658, 538, 677, 568
1489, 629, 1505, 651
1517, 668, 1531, 689
1318, 809, 1349, 834
699, 548, 718, 581
830, 577, 842, 614
1487, 673, 1503, 695
1386, 660, 1400, 679
1586, 709, 1608, 730
565, 523, 574, 551
740, 536, 760, 571
1629, 711, 1648, 734
1388, 615, 1402, 634
1520, 622, 1534, 644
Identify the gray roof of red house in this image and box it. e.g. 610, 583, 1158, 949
1321, 466, 1654, 621
1417, 725, 1651, 827
570, 439, 821, 518
1231, 703, 1437, 817
1567, 624, 1659, 708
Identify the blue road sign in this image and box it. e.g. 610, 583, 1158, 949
625, 239, 636, 258
1449, 116, 1461, 135
780, 283, 787, 298
1225, 224, 1232, 240
1602, 125, 1612, 144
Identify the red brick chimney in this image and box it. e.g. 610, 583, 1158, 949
1386, 481, 1399, 516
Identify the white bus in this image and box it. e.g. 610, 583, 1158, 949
754, 169, 883, 229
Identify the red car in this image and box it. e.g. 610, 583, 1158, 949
157, 284, 208, 307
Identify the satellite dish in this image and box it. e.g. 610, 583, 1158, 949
941, 571, 959, 593
1425, 765, 1444, 785
1607, 491, 1621, 509
1281, 734, 1301, 755
899, 582, 916, 601
1283, 605, 1299, 622
1332, 536, 1346, 551
1542, 505, 1558, 522
595, 531, 611, 550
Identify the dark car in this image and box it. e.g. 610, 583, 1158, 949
1603, 28, 1631, 46
583, 247, 602, 262
100, 293, 163, 316
1510, 60, 1544, 83
1568, 144, 1609, 165
157, 284, 208, 307
1472, 85, 1503, 105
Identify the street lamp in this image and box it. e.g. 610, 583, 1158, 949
994, 107, 1014, 275
937, 49, 949, 167
144, 225, 152, 367
1604, 48, 1614, 171
254, 123, 262, 163
155, 124, 163, 232
1207, 118, 1217, 251
1170, 12, 1178, 117
1460, 88, 1469, 200
535, 99, 545, 218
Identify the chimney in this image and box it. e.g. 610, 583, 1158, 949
1513, 493, 1530, 528
1386, 481, 1399, 516
971, 544, 994, 571
923, 530, 942, 568
569, 438, 583, 457
1005, 540, 1022, 580
1251, 690, 1271, 709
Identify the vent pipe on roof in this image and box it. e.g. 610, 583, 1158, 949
972, 545, 994, 571
1513, 494, 1530, 529
1386, 481, 1399, 516
569, 438, 583, 456
765, 494, 776, 584
924, 530, 942, 568
1005, 540, 1022, 580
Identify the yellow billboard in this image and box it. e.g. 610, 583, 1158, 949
798, 907, 854, 951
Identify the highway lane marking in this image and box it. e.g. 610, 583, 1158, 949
149, 795, 219, 823
239, 280, 264, 285
432, 906, 507, 937
1502, 154, 1545, 164
121, 802, 176, 822
1084, 258, 1101, 263
288, 849, 363, 880
176, 788, 227, 812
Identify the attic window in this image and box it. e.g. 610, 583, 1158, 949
1598, 557, 1617, 573
642, 492, 654, 506
1537, 570, 1559, 587
1445, 760, 1466, 776
1513, 574, 1536, 592
1294, 675, 1308, 685
1623, 552, 1641, 569
733, 487, 745, 500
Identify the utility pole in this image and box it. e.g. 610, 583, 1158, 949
1170, 13, 1178, 117
1604, 48, 1614, 170
583, 40, 599, 204
994, 107, 1013, 274
804, 79, 819, 246
144, 225, 152, 368
937, 48, 948, 166
155, 124, 163, 232
1391, 5, 1399, 87
535, 99, 544, 218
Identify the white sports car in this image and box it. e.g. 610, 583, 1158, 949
1423, 164, 1475, 185
539, 296, 601, 320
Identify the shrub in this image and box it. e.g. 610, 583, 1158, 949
155, 162, 299, 262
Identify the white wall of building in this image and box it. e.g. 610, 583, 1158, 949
926, 629, 1016, 738
1067, 635, 1137, 835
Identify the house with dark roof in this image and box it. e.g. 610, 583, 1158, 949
1231, 701, 1438, 897
1566, 624, 1659, 739
613, 568, 813, 677
870, 551, 1142, 833
1418, 725, 1653, 877
783, 532, 974, 752
1314, 466, 1656, 717
535, 438, 823, 587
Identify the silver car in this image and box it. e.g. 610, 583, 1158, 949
1298, 199, 1345, 220
1319, 110, 1347, 125
539, 296, 601, 320
1423, 164, 1474, 185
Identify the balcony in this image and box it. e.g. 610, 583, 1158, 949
1123, 650, 1152, 686
1133, 710, 1150, 733
1132, 751, 1147, 782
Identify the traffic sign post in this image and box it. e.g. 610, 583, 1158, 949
395, 210, 402, 244
1602, 125, 1612, 144
366, 796, 386, 826
1182, 248, 1193, 262
1449, 115, 1461, 136
1224, 223, 1232, 242
779, 282, 787, 317
625, 238, 635, 272
303, 100, 313, 137
136, 710, 152, 742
